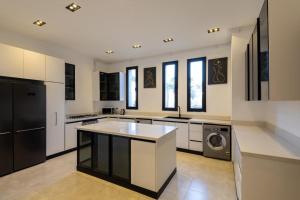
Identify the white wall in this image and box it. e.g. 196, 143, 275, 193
95, 44, 232, 117
231, 27, 267, 122
0, 29, 100, 115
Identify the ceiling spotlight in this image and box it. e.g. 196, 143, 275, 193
208, 27, 220, 33
33, 20, 46, 26
105, 50, 114, 54
132, 44, 142, 49
163, 37, 174, 43
66, 3, 81, 12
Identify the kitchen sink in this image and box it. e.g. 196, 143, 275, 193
165, 116, 191, 120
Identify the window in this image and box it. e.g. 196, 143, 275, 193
162, 61, 178, 111
187, 57, 206, 112
126, 66, 138, 109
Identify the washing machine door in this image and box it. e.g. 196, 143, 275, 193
206, 132, 226, 151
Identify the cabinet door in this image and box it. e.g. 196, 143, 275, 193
131, 140, 156, 191
65, 122, 82, 150
45, 56, 65, 83
93, 134, 109, 175
78, 131, 92, 169
46, 82, 65, 156
175, 123, 189, 149
189, 123, 203, 141
23, 50, 46, 81
112, 136, 130, 182
0, 43, 23, 78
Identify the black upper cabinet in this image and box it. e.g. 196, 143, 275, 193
259, 0, 269, 100
65, 63, 75, 100
245, 0, 269, 101
100, 72, 121, 101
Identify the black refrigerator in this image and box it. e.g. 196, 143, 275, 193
0, 78, 46, 176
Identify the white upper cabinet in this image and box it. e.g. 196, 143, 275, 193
45, 56, 65, 83
23, 50, 46, 81
0, 43, 23, 78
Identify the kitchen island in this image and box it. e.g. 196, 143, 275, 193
76, 121, 177, 199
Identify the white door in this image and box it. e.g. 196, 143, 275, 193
0, 43, 23, 78
65, 122, 82, 150
175, 123, 189, 149
45, 56, 65, 83
23, 50, 45, 80
46, 82, 65, 156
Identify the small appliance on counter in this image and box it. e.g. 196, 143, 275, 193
120, 109, 125, 115
102, 107, 115, 114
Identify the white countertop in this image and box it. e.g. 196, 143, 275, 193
233, 125, 300, 163
66, 114, 231, 125
77, 121, 177, 141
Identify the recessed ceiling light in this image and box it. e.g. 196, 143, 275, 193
105, 50, 114, 54
132, 44, 142, 49
163, 37, 174, 43
66, 3, 81, 12
33, 20, 46, 26
208, 27, 220, 33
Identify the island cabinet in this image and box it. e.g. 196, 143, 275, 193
76, 121, 177, 199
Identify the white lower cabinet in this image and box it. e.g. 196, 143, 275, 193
153, 120, 189, 149
175, 123, 189, 149
46, 82, 65, 156
189, 123, 203, 152
65, 122, 82, 150
131, 140, 156, 191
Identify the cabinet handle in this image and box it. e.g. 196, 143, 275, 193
16, 127, 45, 133
55, 112, 58, 126
0, 131, 11, 135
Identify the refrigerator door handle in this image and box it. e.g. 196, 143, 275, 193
15, 127, 45, 133
55, 112, 58, 126
0, 131, 11, 135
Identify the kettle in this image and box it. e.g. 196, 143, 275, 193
120, 109, 125, 115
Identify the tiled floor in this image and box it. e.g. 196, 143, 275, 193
0, 152, 236, 200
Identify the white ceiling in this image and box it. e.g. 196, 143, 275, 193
0, 0, 263, 63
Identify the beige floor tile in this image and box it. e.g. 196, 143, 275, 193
0, 151, 236, 200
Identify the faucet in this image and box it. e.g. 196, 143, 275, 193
178, 106, 181, 118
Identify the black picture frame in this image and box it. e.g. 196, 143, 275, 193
144, 67, 156, 88
208, 57, 228, 85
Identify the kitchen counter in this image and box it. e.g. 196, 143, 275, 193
77, 121, 177, 141
233, 125, 300, 163
66, 113, 231, 125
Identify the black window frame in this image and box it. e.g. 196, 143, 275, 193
126, 66, 138, 110
162, 60, 178, 111
187, 57, 206, 112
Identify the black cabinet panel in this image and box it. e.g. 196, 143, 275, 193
93, 134, 109, 175
13, 83, 46, 131
100, 72, 120, 101
0, 82, 13, 176
0, 133, 13, 176
78, 131, 92, 169
65, 63, 75, 100
112, 136, 130, 181
259, 0, 269, 100
14, 128, 46, 171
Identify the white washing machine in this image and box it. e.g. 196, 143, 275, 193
203, 124, 231, 161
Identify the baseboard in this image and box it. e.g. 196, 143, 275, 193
46, 148, 77, 160
176, 148, 203, 155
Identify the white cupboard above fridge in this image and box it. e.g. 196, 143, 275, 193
23, 50, 46, 81
0, 43, 23, 78
45, 56, 65, 83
